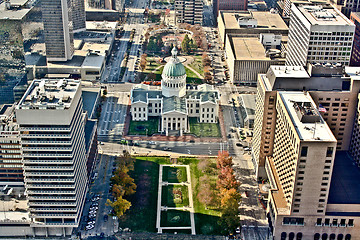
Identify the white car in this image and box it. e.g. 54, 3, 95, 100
148, 141, 156, 145
86, 224, 95, 230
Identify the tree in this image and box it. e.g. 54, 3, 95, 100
147, 37, 157, 52
217, 166, 239, 190
219, 188, 241, 209
181, 34, 190, 54
216, 151, 233, 169
102, 89, 107, 96
189, 39, 197, 52
197, 183, 213, 208
106, 197, 131, 218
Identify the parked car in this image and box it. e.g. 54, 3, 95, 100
86, 224, 95, 230
148, 141, 156, 145
104, 215, 108, 222
163, 147, 172, 151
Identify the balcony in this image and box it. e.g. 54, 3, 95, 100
31, 222, 78, 227
28, 201, 76, 206
22, 141, 71, 145
28, 196, 76, 200
21, 134, 71, 138
24, 172, 74, 177
30, 213, 77, 218
22, 147, 72, 151
31, 208, 76, 212
23, 166, 74, 171
23, 159, 74, 164
26, 184, 75, 189
20, 127, 70, 132
27, 190, 75, 195
23, 153, 73, 158
24, 178, 74, 183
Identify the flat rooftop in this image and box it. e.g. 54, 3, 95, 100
82, 53, 105, 68
18, 79, 80, 110
0, 1, 32, 20
82, 87, 100, 118
297, 5, 354, 26
279, 92, 336, 142
268, 66, 309, 79
0, 198, 30, 222
86, 21, 117, 31
221, 11, 288, 30
328, 151, 360, 205
230, 37, 268, 60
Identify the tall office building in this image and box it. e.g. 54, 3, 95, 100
16, 79, 88, 236
0, 105, 23, 191
350, 12, 360, 66
286, 4, 355, 67
175, 0, 203, 25
41, 0, 75, 61
254, 65, 360, 239
72, 0, 86, 32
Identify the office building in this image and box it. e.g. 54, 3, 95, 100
175, 0, 203, 25
16, 79, 88, 236
254, 64, 360, 178
41, 0, 75, 61
225, 35, 285, 85
0, 105, 23, 192
217, 11, 288, 46
350, 12, 360, 66
253, 65, 360, 239
0, 0, 34, 103
212, 0, 247, 19
286, 4, 355, 67
72, 0, 86, 32
130, 48, 220, 136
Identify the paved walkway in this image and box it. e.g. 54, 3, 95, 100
185, 65, 203, 79
156, 164, 196, 235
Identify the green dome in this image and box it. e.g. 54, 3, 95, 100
162, 60, 186, 77
162, 47, 186, 77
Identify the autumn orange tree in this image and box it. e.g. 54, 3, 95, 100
216, 151, 240, 234
107, 151, 137, 217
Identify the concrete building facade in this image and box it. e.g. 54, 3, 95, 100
254, 64, 360, 240
286, 4, 355, 67
175, 0, 203, 25
16, 79, 88, 236
212, 0, 247, 19
350, 12, 360, 66
225, 35, 285, 85
41, 0, 75, 62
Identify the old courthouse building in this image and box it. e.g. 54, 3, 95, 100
130, 48, 220, 136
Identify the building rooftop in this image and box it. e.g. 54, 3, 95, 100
0, 1, 32, 20
279, 92, 336, 141
297, 5, 354, 26
0, 198, 30, 222
163, 96, 187, 113
82, 42, 111, 55
18, 79, 80, 110
82, 53, 105, 68
86, 21, 117, 31
221, 11, 288, 30
230, 37, 269, 60
239, 94, 256, 118
328, 151, 360, 205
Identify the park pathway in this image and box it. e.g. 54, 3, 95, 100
185, 65, 203, 80
156, 164, 196, 235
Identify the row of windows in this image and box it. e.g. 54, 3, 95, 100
300, 146, 333, 157
316, 218, 354, 227
148, 103, 161, 108
310, 32, 353, 36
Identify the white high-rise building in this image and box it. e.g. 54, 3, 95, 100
286, 4, 355, 67
41, 0, 87, 61
16, 79, 87, 237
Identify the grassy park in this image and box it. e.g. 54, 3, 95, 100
118, 156, 223, 235
128, 117, 159, 136
188, 117, 221, 137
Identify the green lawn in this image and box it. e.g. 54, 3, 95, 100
188, 117, 221, 137
161, 185, 189, 207
162, 166, 187, 183
118, 157, 171, 232
128, 117, 159, 136
118, 158, 160, 232
160, 210, 191, 227
188, 56, 204, 77
144, 57, 161, 73
178, 157, 222, 235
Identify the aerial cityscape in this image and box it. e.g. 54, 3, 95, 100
0, 0, 360, 239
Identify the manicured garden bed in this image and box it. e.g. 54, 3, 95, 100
161, 185, 189, 208
160, 210, 191, 227
162, 166, 187, 183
